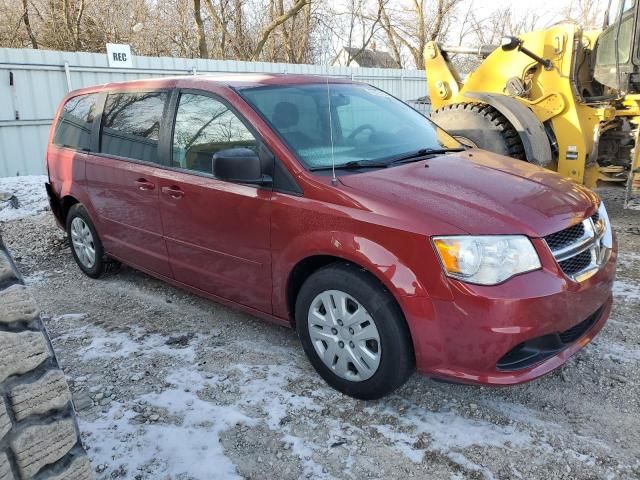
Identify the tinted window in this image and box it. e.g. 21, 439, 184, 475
100, 92, 167, 162
240, 84, 459, 170
172, 93, 256, 174
238, 88, 324, 152
53, 93, 98, 151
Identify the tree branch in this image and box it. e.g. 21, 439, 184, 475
250, 0, 310, 61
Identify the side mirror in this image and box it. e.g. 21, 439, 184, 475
212, 148, 271, 185
501, 36, 522, 51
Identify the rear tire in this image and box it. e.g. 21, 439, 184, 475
295, 263, 414, 400
431, 102, 526, 160
0, 238, 92, 479
66, 204, 118, 279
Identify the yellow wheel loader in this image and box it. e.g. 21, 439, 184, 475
424, 0, 640, 208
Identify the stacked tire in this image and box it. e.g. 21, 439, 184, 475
0, 237, 91, 480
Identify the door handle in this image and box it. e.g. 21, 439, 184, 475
135, 178, 155, 191
161, 185, 185, 199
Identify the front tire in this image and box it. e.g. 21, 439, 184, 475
296, 263, 414, 400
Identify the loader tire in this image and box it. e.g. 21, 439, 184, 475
430, 102, 526, 160
0, 238, 92, 480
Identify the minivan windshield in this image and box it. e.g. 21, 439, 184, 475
239, 83, 462, 171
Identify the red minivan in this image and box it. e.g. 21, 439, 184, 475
45, 75, 616, 399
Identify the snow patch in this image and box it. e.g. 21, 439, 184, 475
81, 370, 253, 480
447, 451, 496, 480
0, 175, 49, 221
369, 400, 531, 470
71, 324, 327, 479
613, 279, 640, 302
77, 328, 198, 362
617, 251, 640, 269
204, 360, 329, 478
233, 363, 323, 429
52, 313, 88, 322
72, 326, 246, 479
596, 342, 640, 363
484, 399, 609, 454
23, 270, 49, 286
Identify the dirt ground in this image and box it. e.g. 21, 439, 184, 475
1, 185, 639, 480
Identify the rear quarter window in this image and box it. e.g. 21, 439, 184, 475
53, 93, 98, 151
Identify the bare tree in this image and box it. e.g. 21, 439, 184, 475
21, 0, 38, 48
193, 0, 208, 58
0, 0, 465, 68
275, 0, 314, 63
201, 0, 311, 61
380, 0, 466, 68
251, 0, 309, 60
449, 3, 547, 73
560, 0, 606, 27
343, 0, 385, 64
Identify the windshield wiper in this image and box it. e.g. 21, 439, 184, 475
384, 147, 467, 165
309, 147, 467, 172
309, 160, 388, 171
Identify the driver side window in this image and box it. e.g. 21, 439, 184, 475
172, 93, 257, 174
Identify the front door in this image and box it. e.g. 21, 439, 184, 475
85, 90, 172, 278
157, 91, 272, 312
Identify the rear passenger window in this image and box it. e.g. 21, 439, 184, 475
172, 93, 256, 173
100, 91, 168, 163
53, 93, 98, 151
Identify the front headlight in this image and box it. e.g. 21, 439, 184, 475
432, 235, 541, 285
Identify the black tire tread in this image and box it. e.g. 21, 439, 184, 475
296, 262, 414, 400
66, 204, 111, 279
0, 238, 92, 480
432, 102, 526, 160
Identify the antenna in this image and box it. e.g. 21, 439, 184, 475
326, 77, 337, 186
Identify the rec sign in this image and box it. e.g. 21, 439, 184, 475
106, 43, 133, 68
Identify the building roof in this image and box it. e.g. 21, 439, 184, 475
341, 47, 397, 68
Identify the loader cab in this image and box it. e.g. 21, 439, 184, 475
594, 0, 640, 92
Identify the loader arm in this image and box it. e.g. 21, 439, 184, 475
424, 28, 604, 187
424, 42, 462, 111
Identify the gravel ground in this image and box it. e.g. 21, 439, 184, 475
0, 184, 639, 480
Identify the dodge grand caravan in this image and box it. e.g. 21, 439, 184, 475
45, 75, 616, 399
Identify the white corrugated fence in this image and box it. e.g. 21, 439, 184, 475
0, 47, 428, 176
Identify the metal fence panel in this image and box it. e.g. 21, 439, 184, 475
0, 47, 427, 176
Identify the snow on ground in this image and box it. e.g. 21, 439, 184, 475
47, 314, 546, 480
82, 362, 254, 479
2, 186, 639, 479
613, 279, 640, 302
49, 310, 637, 480
22, 269, 50, 286
58, 322, 333, 479
595, 341, 640, 363
370, 403, 531, 465
0, 175, 49, 221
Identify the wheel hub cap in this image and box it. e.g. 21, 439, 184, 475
70, 217, 96, 269
307, 290, 381, 382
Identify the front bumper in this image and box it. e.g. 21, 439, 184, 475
402, 237, 617, 385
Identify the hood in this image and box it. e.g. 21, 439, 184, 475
338, 150, 599, 237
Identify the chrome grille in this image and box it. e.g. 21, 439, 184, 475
544, 203, 612, 282
545, 223, 585, 251
558, 250, 593, 276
